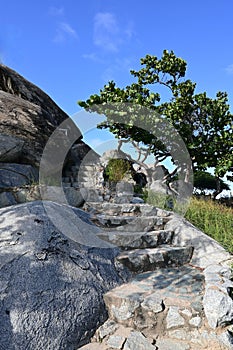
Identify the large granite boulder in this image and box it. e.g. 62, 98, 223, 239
0, 64, 100, 209
0, 64, 83, 166
0, 200, 128, 349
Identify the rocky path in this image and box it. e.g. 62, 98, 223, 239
80, 202, 233, 350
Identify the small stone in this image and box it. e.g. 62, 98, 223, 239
166, 306, 185, 329
35, 251, 47, 260
130, 197, 144, 204
203, 287, 233, 329
141, 293, 164, 313
107, 335, 126, 349
123, 331, 156, 350
190, 300, 203, 313
189, 316, 202, 327
218, 330, 233, 349
168, 329, 191, 341
180, 309, 192, 318
156, 338, 190, 350
97, 319, 118, 340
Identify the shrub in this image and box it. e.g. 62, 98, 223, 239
104, 158, 131, 183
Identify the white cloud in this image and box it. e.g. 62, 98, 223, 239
82, 53, 106, 64
94, 12, 121, 52
60, 22, 77, 37
226, 64, 233, 75
54, 22, 78, 43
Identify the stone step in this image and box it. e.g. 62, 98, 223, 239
104, 266, 204, 329
97, 230, 174, 250
78, 172, 96, 179
84, 201, 170, 217
116, 245, 194, 273
92, 214, 169, 231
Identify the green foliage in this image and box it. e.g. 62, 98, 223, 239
104, 158, 131, 182
144, 190, 174, 211
194, 171, 230, 196
185, 197, 233, 253
78, 49, 233, 183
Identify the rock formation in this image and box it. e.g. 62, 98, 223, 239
0, 201, 128, 349
80, 201, 233, 350
0, 64, 99, 208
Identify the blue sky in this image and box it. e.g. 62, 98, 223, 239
1, 0, 233, 193
1, 0, 233, 116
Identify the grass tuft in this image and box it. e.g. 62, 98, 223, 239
185, 197, 233, 254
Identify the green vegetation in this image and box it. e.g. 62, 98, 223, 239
143, 190, 174, 211
143, 191, 233, 254
194, 171, 230, 198
104, 158, 131, 182
185, 197, 233, 254
78, 49, 233, 196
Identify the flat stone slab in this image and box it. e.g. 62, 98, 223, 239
104, 266, 205, 327
97, 230, 174, 249
116, 245, 194, 272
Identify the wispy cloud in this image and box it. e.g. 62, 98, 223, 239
226, 64, 233, 75
82, 52, 106, 64
54, 22, 78, 43
94, 12, 121, 52
49, 6, 64, 16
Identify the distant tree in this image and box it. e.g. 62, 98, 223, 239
194, 171, 230, 198
78, 50, 233, 193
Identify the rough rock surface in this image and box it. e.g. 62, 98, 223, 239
0, 64, 100, 209
0, 201, 128, 350
79, 202, 233, 350
0, 64, 84, 165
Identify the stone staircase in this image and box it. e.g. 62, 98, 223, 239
80, 202, 233, 350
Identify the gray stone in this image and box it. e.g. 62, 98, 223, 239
0, 134, 24, 162
97, 230, 173, 250
166, 307, 185, 329
156, 338, 190, 350
130, 197, 144, 204
141, 293, 164, 313
123, 331, 156, 350
0, 191, 17, 207
168, 329, 191, 341
189, 316, 202, 327
115, 216, 163, 232
64, 187, 84, 207
0, 201, 126, 349
203, 287, 233, 329
80, 188, 103, 202
105, 291, 142, 322
107, 335, 126, 349
96, 319, 118, 340
149, 179, 171, 195
117, 246, 193, 273
0, 163, 38, 189
218, 330, 233, 349
180, 309, 192, 318
165, 216, 231, 268
0, 64, 82, 166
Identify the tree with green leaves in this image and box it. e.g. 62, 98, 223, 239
78, 50, 233, 195
194, 171, 230, 198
